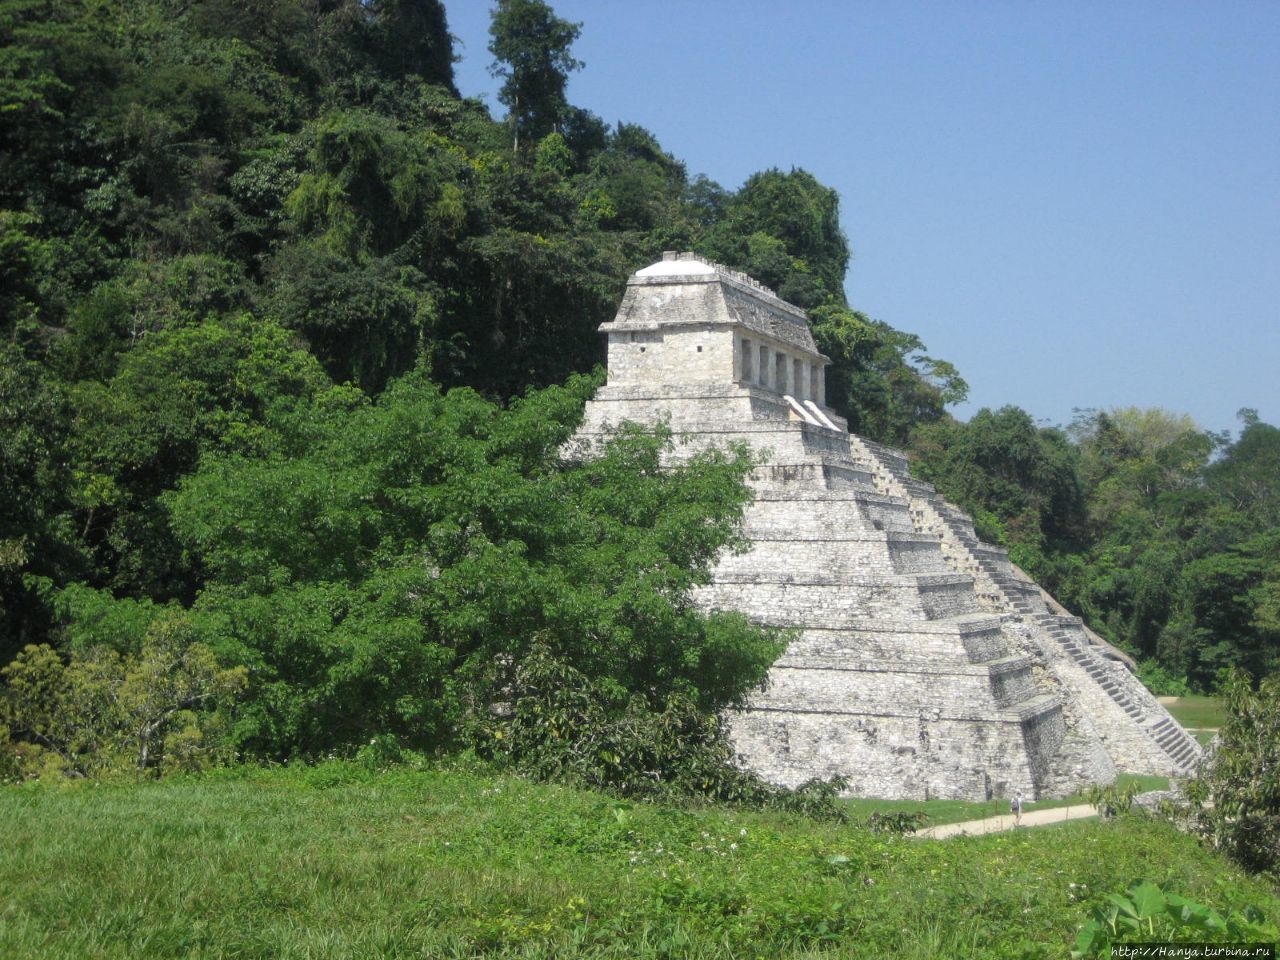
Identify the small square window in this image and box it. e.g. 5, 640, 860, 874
696, 345, 703, 352
639, 346, 646, 352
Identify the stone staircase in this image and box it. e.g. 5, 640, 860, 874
848, 437, 1008, 612
1036, 611, 1201, 774
847, 434, 1203, 778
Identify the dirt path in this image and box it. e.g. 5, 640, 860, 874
914, 803, 1100, 839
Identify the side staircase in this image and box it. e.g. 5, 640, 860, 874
847, 435, 1203, 777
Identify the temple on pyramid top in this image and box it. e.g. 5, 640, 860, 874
598, 252, 840, 428
573, 253, 1201, 800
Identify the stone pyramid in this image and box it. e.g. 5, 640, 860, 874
572, 253, 1201, 801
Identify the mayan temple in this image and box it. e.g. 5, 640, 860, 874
572, 252, 1202, 801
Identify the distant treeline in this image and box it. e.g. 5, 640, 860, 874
914, 405, 1278, 690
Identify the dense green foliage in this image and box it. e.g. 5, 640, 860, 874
1, 764, 1277, 958
1, 618, 247, 779
1, 0, 1275, 794
1071, 878, 1277, 958
489, 0, 582, 153
162, 371, 780, 760
2, 363, 791, 788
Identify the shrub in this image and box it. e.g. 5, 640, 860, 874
0, 612, 247, 779
1071, 879, 1277, 957
1136, 658, 1191, 697
1085, 780, 1141, 819
1187, 670, 1280, 875
471, 645, 846, 817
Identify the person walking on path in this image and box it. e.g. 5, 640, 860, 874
1011, 790, 1024, 827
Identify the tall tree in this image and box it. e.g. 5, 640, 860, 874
1208, 409, 1280, 527
360, 0, 457, 90
701, 168, 849, 309
488, 0, 582, 153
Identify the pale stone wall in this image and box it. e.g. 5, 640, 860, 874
604, 323, 735, 385
713, 532, 943, 579
730, 704, 1054, 801
695, 574, 981, 623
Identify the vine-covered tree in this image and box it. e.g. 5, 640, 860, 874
1189, 670, 1280, 874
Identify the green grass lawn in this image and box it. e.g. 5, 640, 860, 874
1, 763, 1273, 959
1163, 695, 1228, 731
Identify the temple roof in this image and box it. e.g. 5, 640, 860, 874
608, 252, 822, 356
634, 256, 716, 278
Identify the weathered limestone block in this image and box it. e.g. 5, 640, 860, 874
713, 532, 942, 580
776, 618, 1011, 665
696, 574, 981, 622
731, 699, 1061, 801
742, 493, 917, 537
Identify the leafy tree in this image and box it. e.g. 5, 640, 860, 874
489, 0, 583, 153
0, 614, 247, 779
65, 314, 330, 601
1188, 670, 1280, 875
583, 123, 689, 234
0, 210, 54, 340
157, 370, 779, 758
810, 304, 966, 446
910, 405, 1083, 578
1071, 407, 1212, 530
703, 168, 849, 307
267, 242, 436, 391
53, 255, 252, 382
0, 344, 79, 663
1178, 530, 1280, 682
354, 0, 457, 91
1208, 409, 1280, 527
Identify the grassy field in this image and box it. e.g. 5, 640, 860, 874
1163, 695, 1228, 731
1, 763, 1275, 959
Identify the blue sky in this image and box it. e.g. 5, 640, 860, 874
446, 1, 1279, 436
